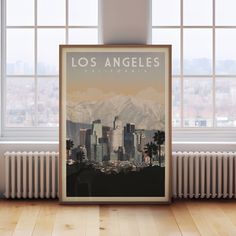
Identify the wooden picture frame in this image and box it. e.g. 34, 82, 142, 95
59, 45, 172, 203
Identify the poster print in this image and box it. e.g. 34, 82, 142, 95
59, 45, 171, 203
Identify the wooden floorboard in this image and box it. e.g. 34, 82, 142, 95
171, 201, 200, 236
0, 200, 235, 236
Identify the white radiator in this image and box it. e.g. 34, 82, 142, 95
173, 151, 236, 199
4, 151, 236, 199
4, 151, 59, 199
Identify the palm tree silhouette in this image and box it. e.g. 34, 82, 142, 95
66, 139, 74, 159
76, 146, 85, 162
153, 131, 165, 165
144, 142, 157, 166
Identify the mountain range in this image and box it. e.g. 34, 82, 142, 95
67, 94, 165, 130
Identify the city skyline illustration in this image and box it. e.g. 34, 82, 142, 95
66, 51, 166, 163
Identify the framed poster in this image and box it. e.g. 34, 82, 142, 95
59, 45, 172, 203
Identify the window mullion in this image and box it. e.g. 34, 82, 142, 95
66, 0, 69, 43
1, 0, 6, 135
35, 0, 38, 127
180, 0, 184, 128
212, 0, 216, 128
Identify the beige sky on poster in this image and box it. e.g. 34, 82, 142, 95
67, 87, 165, 105
66, 51, 166, 104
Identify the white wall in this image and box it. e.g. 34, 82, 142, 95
99, 0, 151, 44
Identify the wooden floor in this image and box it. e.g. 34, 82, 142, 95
0, 200, 236, 236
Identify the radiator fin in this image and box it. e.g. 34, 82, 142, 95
4, 151, 59, 199
173, 151, 236, 199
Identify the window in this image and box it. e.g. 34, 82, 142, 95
1, 0, 98, 139
1, 0, 235, 141
152, 0, 236, 135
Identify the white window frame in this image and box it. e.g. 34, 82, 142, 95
152, 0, 236, 142
0, 0, 98, 141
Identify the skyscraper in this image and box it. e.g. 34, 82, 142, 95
110, 151, 118, 161
85, 129, 92, 160
117, 146, 124, 161
79, 129, 87, 146
124, 123, 136, 160
124, 123, 135, 133
92, 119, 103, 143
135, 129, 146, 152
96, 143, 108, 162
90, 133, 97, 161
111, 116, 123, 151
90, 120, 103, 161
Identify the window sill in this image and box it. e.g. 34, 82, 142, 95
172, 127, 236, 143
0, 140, 59, 145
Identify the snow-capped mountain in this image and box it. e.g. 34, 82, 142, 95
67, 94, 165, 130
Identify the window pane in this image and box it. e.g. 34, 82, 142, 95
183, 78, 213, 127
183, 0, 212, 25
216, 29, 236, 75
152, 0, 180, 26
37, 29, 65, 75
172, 78, 181, 127
6, 77, 35, 127
216, 78, 236, 127
152, 29, 180, 75
216, 0, 236, 25
37, 77, 59, 127
7, 29, 34, 75
38, 0, 65, 25
68, 29, 98, 44
69, 0, 98, 26
183, 29, 212, 75
7, 0, 34, 26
